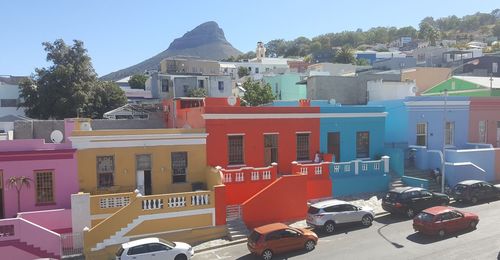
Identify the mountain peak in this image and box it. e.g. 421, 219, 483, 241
167, 21, 229, 50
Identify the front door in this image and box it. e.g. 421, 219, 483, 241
0, 171, 3, 218
327, 132, 340, 162
136, 155, 152, 195
264, 134, 278, 166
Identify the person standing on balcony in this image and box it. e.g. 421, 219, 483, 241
314, 151, 322, 163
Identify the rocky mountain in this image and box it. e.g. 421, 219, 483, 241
100, 21, 242, 81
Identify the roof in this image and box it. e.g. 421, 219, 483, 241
310, 199, 347, 208
253, 223, 289, 234
453, 76, 500, 89
389, 187, 424, 193
0, 115, 31, 122
422, 206, 454, 215
0, 76, 28, 85
457, 180, 484, 185
121, 237, 160, 249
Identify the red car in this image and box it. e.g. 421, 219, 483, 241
413, 206, 479, 238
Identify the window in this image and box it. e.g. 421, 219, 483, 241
218, 81, 224, 91
478, 120, 487, 143
356, 132, 370, 158
339, 204, 357, 212
35, 171, 54, 204
255, 67, 259, 74
198, 80, 204, 88
228, 135, 244, 165
264, 134, 278, 165
296, 133, 310, 161
493, 62, 498, 73
171, 152, 187, 183
161, 79, 169, 92
183, 85, 189, 94
416, 123, 427, 146
148, 243, 169, 252
445, 122, 455, 146
128, 244, 149, 255
97, 156, 114, 188
0, 99, 17, 107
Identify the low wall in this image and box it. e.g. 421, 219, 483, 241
384, 147, 405, 176
402, 176, 429, 189
17, 209, 72, 234
291, 162, 332, 200
332, 175, 390, 197
242, 175, 308, 229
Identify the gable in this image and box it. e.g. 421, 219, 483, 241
422, 77, 487, 95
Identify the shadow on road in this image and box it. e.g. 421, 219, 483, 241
235, 248, 313, 260
313, 222, 373, 238
374, 213, 410, 225
448, 198, 500, 208
406, 228, 477, 245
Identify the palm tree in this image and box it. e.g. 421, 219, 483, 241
334, 46, 356, 64
7, 176, 33, 214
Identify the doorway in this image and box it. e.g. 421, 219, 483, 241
264, 134, 278, 166
327, 132, 340, 162
136, 155, 152, 195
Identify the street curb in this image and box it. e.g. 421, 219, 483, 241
195, 211, 391, 254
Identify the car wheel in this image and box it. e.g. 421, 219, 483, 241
469, 221, 477, 230
438, 229, 446, 238
262, 249, 273, 260
471, 197, 478, 204
174, 254, 187, 260
361, 215, 373, 226
324, 221, 335, 234
406, 208, 415, 218
305, 240, 316, 251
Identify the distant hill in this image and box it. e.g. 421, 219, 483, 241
100, 21, 242, 81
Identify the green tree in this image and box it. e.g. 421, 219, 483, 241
18, 39, 127, 119
86, 81, 127, 118
419, 22, 440, 46
7, 176, 32, 214
241, 79, 275, 106
128, 74, 148, 90
493, 22, 500, 38
334, 45, 356, 64
187, 87, 207, 97
237, 66, 250, 78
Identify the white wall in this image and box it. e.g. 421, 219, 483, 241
367, 79, 416, 101
0, 83, 25, 117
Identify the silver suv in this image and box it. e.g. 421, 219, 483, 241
306, 199, 375, 233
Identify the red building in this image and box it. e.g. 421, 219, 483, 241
203, 105, 321, 174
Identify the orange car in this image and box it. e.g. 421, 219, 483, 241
247, 223, 318, 260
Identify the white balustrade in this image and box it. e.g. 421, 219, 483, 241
333, 165, 340, 173
251, 171, 260, 181
167, 196, 186, 208
374, 162, 380, 170
235, 172, 244, 182
191, 194, 210, 206
262, 171, 271, 180
300, 167, 308, 174
362, 163, 368, 171
344, 164, 351, 172
224, 173, 232, 183
314, 166, 322, 175
142, 198, 164, 210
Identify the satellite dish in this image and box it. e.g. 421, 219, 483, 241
411, 86, 417, 94
227, 96, 237, 106
328, 98, 336, 104
50, 130, 64, 143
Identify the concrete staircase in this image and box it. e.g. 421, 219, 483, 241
0, 239, 60, 259
389, 171, 404, 189
226, 218, 250, 241
404, 167, 442, 192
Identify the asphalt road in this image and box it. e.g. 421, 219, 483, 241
194, 200, 500, 260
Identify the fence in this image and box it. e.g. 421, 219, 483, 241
61, 232, 84, 256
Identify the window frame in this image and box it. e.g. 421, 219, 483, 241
171, 152, 188, 183
34, 170, 55, 205
228, 135, 245, 165
416, 122, 427, 146
356, 131, 370, 158
296, 133, 310, 161
96, 156, 115, 188
445, 121, 455, 146
478, 120, 487, 143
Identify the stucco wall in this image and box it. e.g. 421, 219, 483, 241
402, 67, 451, 95
307, 76, 367, 105
469, 97, 500, 147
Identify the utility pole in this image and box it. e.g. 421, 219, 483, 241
441, 89, 448, 194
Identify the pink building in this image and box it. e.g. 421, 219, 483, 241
0, 139, 78, 218
469, 97, 500, 147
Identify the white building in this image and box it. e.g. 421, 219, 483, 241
367, 78, 416, 101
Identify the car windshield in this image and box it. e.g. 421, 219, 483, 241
416, 212, 435, 222
308, 206, 320, 214
454, 184, 467, 192
116, 247, 124, 256
385, 192, 400, 201
248, 231, 261, 243
159, 238, 176, 248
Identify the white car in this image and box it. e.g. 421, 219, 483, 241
306, 199, 375, 233
116, 237, 194, 260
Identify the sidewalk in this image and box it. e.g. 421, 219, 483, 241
193, 192, 388, 253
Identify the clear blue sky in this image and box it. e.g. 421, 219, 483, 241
1, 0, 498, 77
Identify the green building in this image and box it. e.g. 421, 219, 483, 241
422, 76, 500, 96
263, 73, 307, 100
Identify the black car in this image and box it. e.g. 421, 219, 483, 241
382, 187, 450, 218
452, 180, 500, 204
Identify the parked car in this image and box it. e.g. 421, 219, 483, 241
306, 199, 375, 233
413, 206, 479, 238
247, 223, 318, 260
382, 187, 450, 218
116, 237, 194, 260
451, 180, 500, 204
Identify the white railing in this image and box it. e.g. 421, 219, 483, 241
262, 171, 271, 180
224, 173, 232, 183
333, 165, 340, 173
251, 171, 260, 181
374, 162, 380, 170
142, 199, 164, 210
300, 167, 308, 174
191, 194, 210, 206
235, 172, 244, 182
344, 164, 351, 172
167, 197, 186, 208
99, 196, 131, 209
314, 166, 322, 175
361, 163, 368, 171
226, 204, 242, 221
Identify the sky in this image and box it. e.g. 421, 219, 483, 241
1, 0, 499, 77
